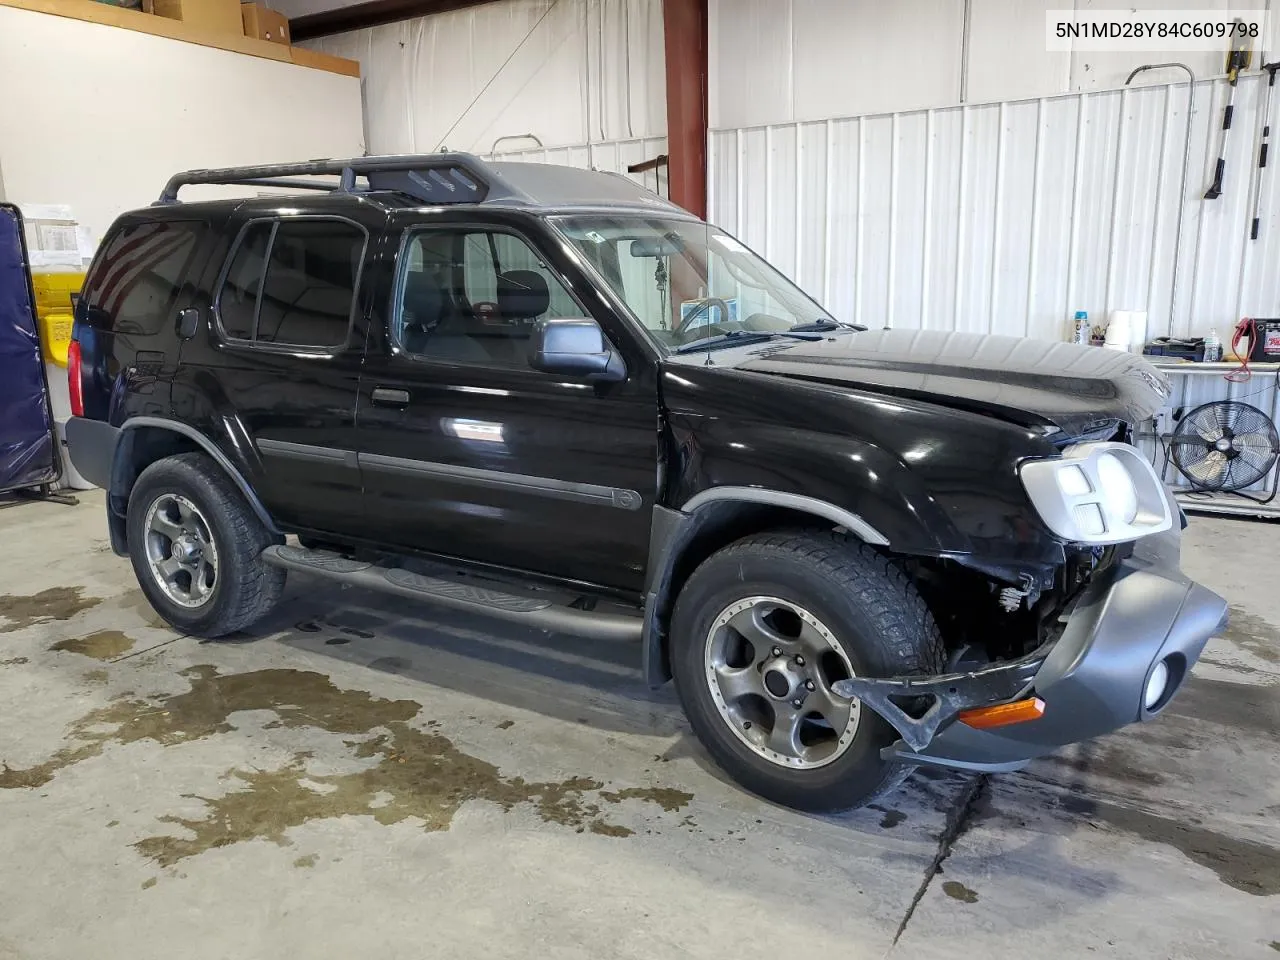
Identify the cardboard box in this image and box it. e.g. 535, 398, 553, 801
241, 3, 289, 44
147, 0, 243, 37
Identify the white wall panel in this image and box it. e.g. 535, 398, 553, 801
710, 72, 1280, 341
790, 0, 964, 123
1070, 0, 1270, 92
0, 6, 363, 243
710, 0, 963, 129
305, 0, 664, 156
712, 0, 1276, 129
966, 0, 1069, 103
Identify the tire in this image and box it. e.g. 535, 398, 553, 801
670, 529, 945, 812
126, 452, 285, 637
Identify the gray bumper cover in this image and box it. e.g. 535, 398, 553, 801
874, 501, 1226, 772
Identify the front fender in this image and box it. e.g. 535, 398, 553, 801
668, 417, 968, 556
660, 365, 1068, 567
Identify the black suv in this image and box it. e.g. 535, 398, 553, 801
66, 154, 1226, 812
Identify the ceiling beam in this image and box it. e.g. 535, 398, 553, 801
290, 0, 495, 41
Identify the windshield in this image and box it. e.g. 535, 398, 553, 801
553, 216, 833, 350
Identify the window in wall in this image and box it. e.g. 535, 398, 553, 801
217, 218, 365, 348
395, 228, 588, 367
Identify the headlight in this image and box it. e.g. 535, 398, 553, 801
1019, 442, 1172, 544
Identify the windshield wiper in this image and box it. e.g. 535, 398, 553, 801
673, 330, 825, 354
788, 319, 867, 332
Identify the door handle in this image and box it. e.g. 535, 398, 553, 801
175, 307, 200, 340
370, 387, 411, 408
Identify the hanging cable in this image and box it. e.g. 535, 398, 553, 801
433, 0, 562, 152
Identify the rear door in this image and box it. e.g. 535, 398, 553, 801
173, 196, 383, 538
355, 210, 659, 593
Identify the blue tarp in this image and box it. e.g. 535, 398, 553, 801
0, 205, 58, 493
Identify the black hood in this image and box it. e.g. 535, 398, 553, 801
728, 329, 1171, 435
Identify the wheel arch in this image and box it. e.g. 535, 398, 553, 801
106, 417, 280, 555
641, 490, 889, 689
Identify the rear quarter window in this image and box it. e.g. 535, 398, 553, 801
79, 220, 207, 335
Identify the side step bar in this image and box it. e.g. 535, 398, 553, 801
261, 544, 643, 642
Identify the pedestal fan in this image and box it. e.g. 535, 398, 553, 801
1168, 401, 1280, 495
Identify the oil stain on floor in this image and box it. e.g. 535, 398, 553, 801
0, 587, 100, 633
942, 880, 979, 903
1220, 605, 1280, 664
50, 630, 135, 660
117, 590, 171, 631
0, 665, 693, 866
1059, 793, 1280, 896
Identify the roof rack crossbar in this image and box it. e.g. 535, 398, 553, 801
233, 178, 344, 192
157, 152, 526, 206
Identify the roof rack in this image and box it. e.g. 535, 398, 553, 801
157, 152, 530, 206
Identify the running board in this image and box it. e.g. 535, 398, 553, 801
261, 544, 643, 641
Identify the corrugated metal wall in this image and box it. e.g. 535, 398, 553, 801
709, 72, 1280, 341
303, 0, 665, 157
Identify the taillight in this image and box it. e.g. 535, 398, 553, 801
68, 339, 84, 417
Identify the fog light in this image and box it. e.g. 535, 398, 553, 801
1144, 659, 1170, 710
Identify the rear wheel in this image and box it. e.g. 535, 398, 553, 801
127, 453, 285, 637
670, 529, 945, 812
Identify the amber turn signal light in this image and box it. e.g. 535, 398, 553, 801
958, 697, 1046, 730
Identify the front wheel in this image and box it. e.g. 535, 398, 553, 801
126, 452, 285, 637
670, 530, 945, 812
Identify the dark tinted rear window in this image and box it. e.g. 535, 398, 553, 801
215, 218, 365, 349
80, 221, 205, 334
218, 222, 272, 340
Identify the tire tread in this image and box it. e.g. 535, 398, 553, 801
128, 452, 284, 637
669, 527, 946, 812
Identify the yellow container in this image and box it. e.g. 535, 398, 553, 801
30, 272, 84, 366
39, 313, 75, 366
30, 271, 84, 315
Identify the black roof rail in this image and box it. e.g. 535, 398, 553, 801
157, 152, 530, 206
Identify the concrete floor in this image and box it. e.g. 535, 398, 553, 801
0, 491, 1276, 960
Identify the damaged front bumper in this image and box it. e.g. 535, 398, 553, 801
832, 503, 1228, 773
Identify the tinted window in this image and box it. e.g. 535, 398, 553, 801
219, 222, 272, 340
217, 218, 365, 348
395, 228, 587, 367
81, 221, 205, 334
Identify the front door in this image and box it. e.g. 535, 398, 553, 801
175, 198, 380, 537
356, 216, 657, 593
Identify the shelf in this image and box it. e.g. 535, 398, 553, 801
0, 0, 359, 77
1173, 489, 1280, 520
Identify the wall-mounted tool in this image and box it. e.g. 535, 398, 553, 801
1249, 62, 1280, 238
1204, 28, 1254, 200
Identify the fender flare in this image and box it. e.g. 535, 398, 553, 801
640, 488, 889, 688
117, 416, 280, 535
679, 487, 889, 546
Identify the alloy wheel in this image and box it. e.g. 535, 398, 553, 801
704, 595, 861, 769
143, 493, 219, 609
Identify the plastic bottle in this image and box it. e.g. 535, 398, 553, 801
1204, 328, 1221, 362
1073, 310, 1089, 344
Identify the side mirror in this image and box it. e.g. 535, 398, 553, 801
529, 318, 626, 382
